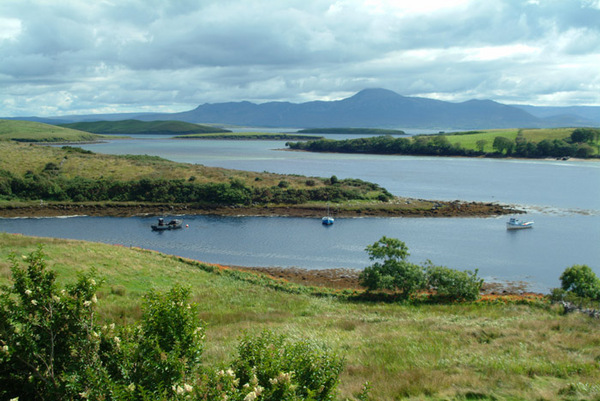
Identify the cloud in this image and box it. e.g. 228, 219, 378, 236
1, 0, 599, 117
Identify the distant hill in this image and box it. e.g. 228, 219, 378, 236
5, 89, 599, 129
58, 119, 230, 135
0, 119, 108, 142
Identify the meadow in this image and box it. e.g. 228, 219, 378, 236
1, 233, 599, 400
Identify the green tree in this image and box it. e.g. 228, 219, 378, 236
476, 139, 488, 152
359, 236, 426, 298
492, 136, 514, 155
559, 264, 600, 300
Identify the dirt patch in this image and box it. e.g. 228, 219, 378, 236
229, 265, 536, 295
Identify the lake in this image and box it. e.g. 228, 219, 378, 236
1, 136, 598, 292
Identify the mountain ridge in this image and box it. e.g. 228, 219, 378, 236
4, 88, 599, 129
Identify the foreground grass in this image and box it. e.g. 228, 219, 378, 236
1, 233, 599, 400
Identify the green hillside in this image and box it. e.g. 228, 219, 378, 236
0, 119, 110, 142
59, 119, 231, 135
1, 233, 598, 400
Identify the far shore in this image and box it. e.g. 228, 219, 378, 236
0, 198, 522, 219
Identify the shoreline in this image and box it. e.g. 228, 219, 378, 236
0, 198, 521, 218
229, 265, 538, 295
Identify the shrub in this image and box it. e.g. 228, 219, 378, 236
559, 264, 600, 300
0, 246, 103, 400
1, 248, 346, 401
231, 330, 344, 401
359, 236, 426, 298
426, 263, 483, 301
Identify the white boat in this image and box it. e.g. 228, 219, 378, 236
506, 217, 533, 230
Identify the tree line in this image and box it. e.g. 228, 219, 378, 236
286, 128, 600, 159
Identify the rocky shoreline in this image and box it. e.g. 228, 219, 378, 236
0, 198, 521, 218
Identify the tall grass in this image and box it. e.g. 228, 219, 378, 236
1, 233, 599, 400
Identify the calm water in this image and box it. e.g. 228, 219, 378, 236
1, 136, 599, 292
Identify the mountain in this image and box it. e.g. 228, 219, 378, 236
138, 88, 593, 129
5, 88, 598, 129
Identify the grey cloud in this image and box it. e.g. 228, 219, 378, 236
0, 0, 599, 117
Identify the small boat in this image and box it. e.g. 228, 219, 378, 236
506, 217, 533, 230
322, 216, 334, 225
322, 204, 334, 225
151, 218, 183, 231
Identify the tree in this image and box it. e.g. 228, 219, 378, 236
559, 264, 600, 300
359, 236, 425, 298
492, 136, 514, 155
476, 139, 488, 153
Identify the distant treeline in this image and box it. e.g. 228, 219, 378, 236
297, 128, 406, 135
0, 169, 392, 205
287, 128, 600, 159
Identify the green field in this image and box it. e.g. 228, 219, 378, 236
0, 119, 111, 142
442, 128, 593, 153
1, 233, 598, 400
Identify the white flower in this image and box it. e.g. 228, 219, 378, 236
24, 289, 32, 296
127, 383, 135, 392
109, 323, 115, 330
2, 345, 9, 353
91, 295, 98, 304
226, 368, 235, 377
31, 300, 38, 306
243, 391, 257, 401
90, 279, 96, 286
83, 300, 92, 307
52, 295, 60, 302
10, 397, 19, 401
184, 383, 193, 393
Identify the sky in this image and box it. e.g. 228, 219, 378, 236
1, 0, 600, 117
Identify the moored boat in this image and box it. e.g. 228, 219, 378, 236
322, 216, 334, 225
322, 203, 334, 225
506, 217, 533, 230
151, 218, 183, 231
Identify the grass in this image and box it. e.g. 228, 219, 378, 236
0, 119, 111, 142
0, 140, 329, 189
1, 232, 599, 400
442, 127, 598, 154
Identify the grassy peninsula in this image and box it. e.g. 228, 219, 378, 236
297, 128, 406, 135
0, 120, 518, 217
1, 233, 599, 400
175, 132, 323, 140
58, 119, 231, 135
287, 127, 600, 159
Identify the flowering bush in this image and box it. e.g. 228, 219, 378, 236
0, 245, 103, 400
1, 247, 345, 401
